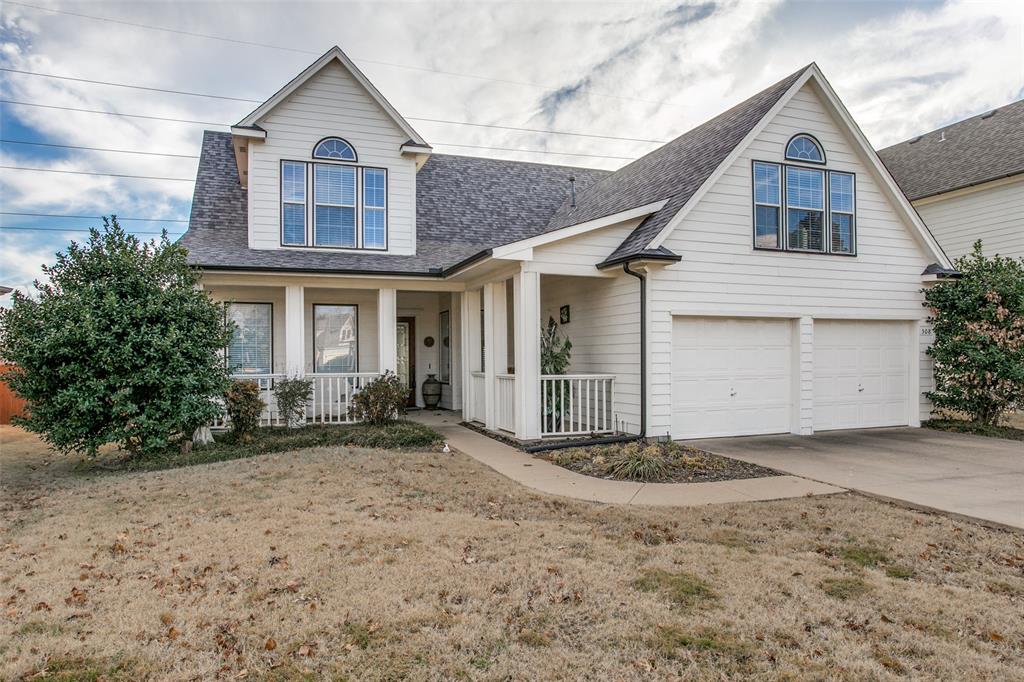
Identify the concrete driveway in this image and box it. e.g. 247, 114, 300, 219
688, 428, 1023, 529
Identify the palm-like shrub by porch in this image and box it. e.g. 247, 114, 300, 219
349, 371, 408, 425
0, 217, 233, 456
541, 318, 573, 432
924, 242, 1024, 425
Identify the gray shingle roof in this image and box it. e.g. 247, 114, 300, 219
877, 99, 1024, 201
550, 65, 809, 265
182, 131, 608, 274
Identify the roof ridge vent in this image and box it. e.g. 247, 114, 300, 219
908, 136, 922, 144
981, 110, 997, 119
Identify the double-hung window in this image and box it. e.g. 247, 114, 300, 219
281, 162, 306, 246
314, 164, 357, 247
226, 303, 273, 375
753, 162, 782, 249
829, 172, 855, 254
362, 168, 386, 249
313, 304, 358, 373
785, 166, 825, 252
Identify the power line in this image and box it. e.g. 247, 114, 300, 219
0, 100, 226, 127
1, 165, 194, 181
0, 225, 182, 235
0, 67, 262, 103
0, 138, 199, 159
431, 141, 634, 160
0, 212, 188, 222
1, 99, 663, 150
2, 0, 661, 106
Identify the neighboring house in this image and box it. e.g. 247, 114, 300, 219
183, 46, 954, 441
878, 100, 1024, 260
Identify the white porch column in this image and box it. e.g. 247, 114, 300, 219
284, 284, 305, 377
514, 268, 541, 440
460, 288, 481, 421
377, 288, 398, 374
482, 281, 503, 430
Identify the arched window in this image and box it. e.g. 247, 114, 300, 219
313, 137, 357, 162
785, 134, 824, 163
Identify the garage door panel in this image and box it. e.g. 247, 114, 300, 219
814, 320, 910, 431
672, 317, 794, 439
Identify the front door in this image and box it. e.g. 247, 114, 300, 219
397, 317, 416, 407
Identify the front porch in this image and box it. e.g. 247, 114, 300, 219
203, 268, 631, 438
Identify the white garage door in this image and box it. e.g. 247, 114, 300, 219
814, 320, 910, 431
672, 317, 793, 439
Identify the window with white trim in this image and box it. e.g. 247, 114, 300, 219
226, 302, 272, 374
785, 134, 824, 163
314, 164, 357, 247
313, 137, 357, 161
753, 161, 782, 249
281, 161, 306, 246
786, 166, 825, 251
829, 171, 855, 254
362, 168, 386, 249
313, 304, 358, 373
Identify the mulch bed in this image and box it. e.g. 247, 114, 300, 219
539, 441, 781, 484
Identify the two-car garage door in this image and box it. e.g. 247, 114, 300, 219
671, 317, 911, 439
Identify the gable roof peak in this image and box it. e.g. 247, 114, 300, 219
234, 45, 428, 146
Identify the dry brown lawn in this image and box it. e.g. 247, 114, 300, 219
1, 426, 1023, 681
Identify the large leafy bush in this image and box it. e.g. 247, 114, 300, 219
924, 242, 1024, 425
0, 218, 233, 455
348, 371, 408, 425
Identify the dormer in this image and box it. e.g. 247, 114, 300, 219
230, 47, 431, 255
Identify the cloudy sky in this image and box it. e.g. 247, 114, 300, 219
1, 0, 1021, 298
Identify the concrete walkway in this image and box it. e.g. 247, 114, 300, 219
688, 428, 1024, 530
410, 411, 844, 507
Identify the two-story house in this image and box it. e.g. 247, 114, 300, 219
183, 46, 955, 441
878, 99, 1023, 261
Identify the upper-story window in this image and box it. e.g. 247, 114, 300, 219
313, 137, 357, 162
785, 134, 825, 163
753, 135, 856, 255
280, 139, 387, 250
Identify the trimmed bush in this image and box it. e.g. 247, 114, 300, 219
274, 377, 313, 427
225, 380, 264, 440
0, 217, 232, 456
924, 242, 1024, 426
349, 371, 408, 425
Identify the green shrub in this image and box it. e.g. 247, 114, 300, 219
349, 371, 408, 425
604, 442, 669, 481
274, 377, 312, 427
924, 242, 1024, 425
225, 380, 264, 440
0, 217, 232, 456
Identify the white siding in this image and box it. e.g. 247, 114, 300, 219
649, 81, 935, 437
915, 177, 1024, 260
540, 273, 642, 435
248, 61, 417, 254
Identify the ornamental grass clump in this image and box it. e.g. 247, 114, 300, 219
603, 442, 669, 482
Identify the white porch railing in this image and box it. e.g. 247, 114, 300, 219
215, 372, 380, 428
470, 371, 486, 423
495, 374, 516, 433
541, 374, 615, 437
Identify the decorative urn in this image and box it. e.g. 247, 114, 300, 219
421, 374, 442, 408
